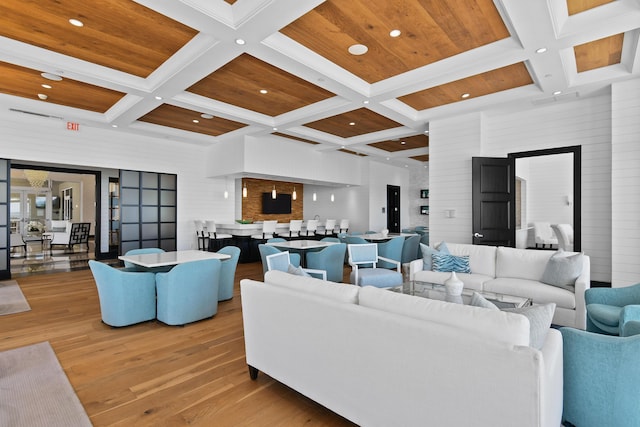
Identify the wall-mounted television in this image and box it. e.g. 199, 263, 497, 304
262, 192, 291, 214
35, 196, 61, 209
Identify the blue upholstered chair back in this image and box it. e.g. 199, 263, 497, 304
345, 236, 368, 245
258, 244, 301, 276
306, 243, 347, 282
123, 247, 165, 270
267, 238, 286, 243
376, 236, 404, 269
217, 246, 240, 301
266, 251, 292, 272
155, 259, 221, 326
561, 327, 640, 427
585, 283, 640, 336
88, 260, 156, 327
401, 235, 421, 264
320, 237, 340, 243
348, 243, 378, 266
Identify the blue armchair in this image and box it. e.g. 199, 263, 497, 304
217, 246, 240, 301
88, 260, 156, 327
155, 259, 221, 326
585, 283, 640, 336
347, 243, 402, 288
122, 247, 168, 272
401, 234, 420, 264
258, 244, 300, 276
376, 236, 404, 269
306, 243, 346, 282
561, 327, 640, 427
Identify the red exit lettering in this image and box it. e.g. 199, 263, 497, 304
66, 122, 80, 131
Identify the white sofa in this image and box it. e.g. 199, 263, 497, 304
241, 270, 563, 427
409, 242, 590, 329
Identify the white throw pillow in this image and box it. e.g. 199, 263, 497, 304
541, 249, 583, 290
504, 303, 556, 350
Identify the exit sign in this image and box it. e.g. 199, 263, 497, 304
66, 122, 80, 131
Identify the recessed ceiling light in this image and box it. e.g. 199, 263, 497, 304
37, 93, 48, 100
553, 90, 562, 95
424, 130, 429, 134
272, 127, 277, 131
363, 100, 369, 104
349, 122, 356, 126
41, 72, 62, 81
400, 141, 406, 145
389, 29, 401, 38
386, 157, 390, 161
461, 93, 470, 99
111, 124, 118, 128
41, 84, 52, 89
341, 145, 345, 149
235, 38, 246, 45
536, 47, 547, 54
69, 18, 84, 27
154, 96, 163, 100
192, 119, 199, 123
200, 113, 214, 119
348, 44, 368, 55
259, 89, 268, 94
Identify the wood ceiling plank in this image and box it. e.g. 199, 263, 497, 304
399, 62, 533, 111
368, 134, 428, 152
0, 0, 197, 78
566, 0, 614, 15
304, 108, 403, 138
574, 34, 623, 73
139, 104, 247, 137
0, 62, 124, 113
272, 132, 320, 145
411, 154, 429, 162
188, 54, 335, 117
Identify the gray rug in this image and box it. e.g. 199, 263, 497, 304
0, 280, 31, 315
0, 341, 92, 426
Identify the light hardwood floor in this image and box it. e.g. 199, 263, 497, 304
0, 262, 356, 426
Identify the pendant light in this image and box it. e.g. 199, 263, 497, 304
312, 192, 317, 201
331, 193, 335, 202
224, 178, 229, 199
242, 181, 247, 198
292, 186, 297, 200
272, 185, 277, 199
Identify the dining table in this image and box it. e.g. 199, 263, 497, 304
118, 249, 230, 269
363, 232, 418, 242
266, 240, 338, 267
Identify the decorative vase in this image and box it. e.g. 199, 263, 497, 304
444, 271, 464, 296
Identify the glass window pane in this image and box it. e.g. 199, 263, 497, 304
120, 170, 139, 187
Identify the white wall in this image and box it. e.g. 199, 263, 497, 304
428, 92, 614, 282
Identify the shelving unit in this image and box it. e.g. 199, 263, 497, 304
420, 189, 429, 215
108, 178, 120, 252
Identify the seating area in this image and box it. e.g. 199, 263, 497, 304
45, 221, 91, 252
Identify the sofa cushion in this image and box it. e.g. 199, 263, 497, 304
420, 242, 449, 270
358, 286, 530, 347
504, 303, 556, 350
541, 250, 584, 289
586, 303, 622, 327
495, 247, 554, 281
439, 243, 497, 278
412, 270, 490, 291
432, 253, 471, 273
483, 277, 576, 309
264, 270, 359, 304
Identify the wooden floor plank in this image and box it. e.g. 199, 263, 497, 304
0, 262, 356, 426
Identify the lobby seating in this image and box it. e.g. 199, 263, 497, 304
88, 260, 156, 327
47, 221, 91, 252
306, 243, 346, 282
10, 233, 26, 254
561, 327, 640, 427
266, 251, 326, 280
551, 223, 574, 251
533, 221, 558, 249
347, 243, 402, 288
156, 259, 222, 326
258, 244, 301, 276
217, 246, 240, 301
401, 234, 421, 264
376, 236, 404, 269
585, 283, 640, 336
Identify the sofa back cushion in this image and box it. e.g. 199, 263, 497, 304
496, 247, 554, 281
264, 270, 359, 304
437, 242, 497, 277
358, 286, 530, 346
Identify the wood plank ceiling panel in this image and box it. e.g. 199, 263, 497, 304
188, 54, 335, 116
411, 154, 430, 162
0, 62, 124, 113
399, 62, 533, 111
304, 108, 403, 138
567, 0, 614, 15
139, 104, 247, 137
272, 132, 320, 145
574, 34, 624, 72
0, 0, 197, 78
368, 134, 428, 152
281, 0, 511, 83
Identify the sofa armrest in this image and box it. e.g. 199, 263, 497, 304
409, 259, 423, 280
573, 255, 591, 330
538, 328, 563, 427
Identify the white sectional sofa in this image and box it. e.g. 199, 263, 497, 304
409, 242, 590, 329
241, 270, 563, 427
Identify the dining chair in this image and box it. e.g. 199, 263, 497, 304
258, 244, 301, 276
318, 219, 336, 236
251, 220, 277, 241
265, 251, 326, 280
347, 243, 402, 288
320, 237, 340, 243
194, 220, 207, 250
401, 234, 421, 264
156, 259, 222, 326
206, 220, 232, 251
217, 246, 241, 301
376, 236, 405, 269
551, 224, 574, 252
279, 219, 302, 239
88, 260, 156, 327
533, 222, 558, 249
306, 243, 346, 282
304, 219, 319, 236
338, 219, 349, 234
122, 247, 166, 272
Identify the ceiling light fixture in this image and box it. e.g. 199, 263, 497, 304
348, 44, 368, 55
260, 89, 268, 94
235, 38, 246, 45
69, 18, 84, 27
363, 100, 369, 104
461, 93, 470, 99
553, 90, 562, 95
111, 124, 118, 128
272, 127, 277, 131
24, 170, 49, 188
200, 113, 214, 119
41, 84, 52, 89
192, 119, 199, 123
536, 47, 547, 54
272, 185, 277, 199
242, 181, 247, 198
349, 122, 355, 126
37, 93, 48, 100
389, 29, 401, 37
400, 141, 406, 145
312, 192, 317, 202
154, 96, 163, 100
41, 72, 62, 81
330, 193, 335, 202
292, 186, 297, 200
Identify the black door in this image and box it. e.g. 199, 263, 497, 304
472, 157, 513, 246
0, 158, 10, 279
386, 185, 400, 233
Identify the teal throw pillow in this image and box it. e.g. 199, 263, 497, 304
420, 242, 450, 271
504, 303, 556, 349
470, 292, 498, 310
431, 253, 471, 274
541, 249, 584, 290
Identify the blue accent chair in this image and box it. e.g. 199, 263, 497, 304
419, 232, 429, 246
217, 246, 241, 301
265, 251, 326, 279
376, 236, 404, 269
320, 237, 340, 243
267, 237, 286, 243
347, 243, 402, 288
88, 260, 156, 327
258, 244, 301, 276
585, 283, 640, 336
306, 243, 347, 282
155, 259, 221, 326
401, 234, 421, 264
122, 247, 168, 272
561, 327, 640, 427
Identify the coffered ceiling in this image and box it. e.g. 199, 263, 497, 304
0, 0, 637, 168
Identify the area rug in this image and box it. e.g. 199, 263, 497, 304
0, 341, 92, 426
0, 280, 31, 315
